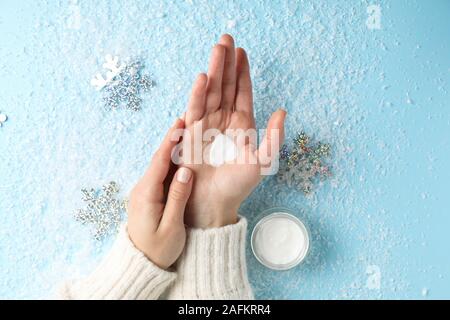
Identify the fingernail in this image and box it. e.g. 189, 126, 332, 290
174, 117, 185, 128
177, 167, 192, 183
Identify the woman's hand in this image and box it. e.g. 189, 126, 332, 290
181, 34, 286, 229
127, 119, 193, 270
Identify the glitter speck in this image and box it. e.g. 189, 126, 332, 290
406, 92, 414, 105
0, 112, 7, 125
227, 19, 236, 29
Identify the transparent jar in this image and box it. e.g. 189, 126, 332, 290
251, 207, 310, 270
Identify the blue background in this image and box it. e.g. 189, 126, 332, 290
0, 0, 449, 299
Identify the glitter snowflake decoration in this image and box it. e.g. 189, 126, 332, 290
277, 131, 332, 194
91, 55, 154, 111
74, 181, 127, 240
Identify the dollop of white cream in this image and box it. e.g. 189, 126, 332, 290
208, 133, 238, 167
254, 216, 307, 266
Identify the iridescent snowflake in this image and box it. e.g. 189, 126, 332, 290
277, 132, 332, 194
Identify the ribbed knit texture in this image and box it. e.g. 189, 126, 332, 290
163, 217, 254, 300
59, 225, 176, 300
59, 217, 253, 300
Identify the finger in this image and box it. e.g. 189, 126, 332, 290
159, 167, 193, 229
235, 48, 253, 116
205, 44, 225, 113
257, 109, 287, 164
186, 73, 207, 126
142, 118, 185, 191
218, 34, 236, 111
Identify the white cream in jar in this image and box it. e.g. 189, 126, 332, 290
251, 211, 309, 270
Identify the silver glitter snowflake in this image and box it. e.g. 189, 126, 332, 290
74, 181, 127, 240
102, 60, 154, 111
91, 55, 154, 111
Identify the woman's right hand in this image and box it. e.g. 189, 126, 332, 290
127, 118, 193, 270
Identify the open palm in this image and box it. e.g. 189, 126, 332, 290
181, 35, 286, 228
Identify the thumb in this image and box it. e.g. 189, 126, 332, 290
160, 167, 193, 228
257, 109, 286, 165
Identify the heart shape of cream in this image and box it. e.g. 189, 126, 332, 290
208, 133, 238, 167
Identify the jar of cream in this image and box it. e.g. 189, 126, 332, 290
251, 208, 310, 270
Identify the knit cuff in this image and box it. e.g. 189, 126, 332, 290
59, 225, 176, 300
165, 217, 254, 300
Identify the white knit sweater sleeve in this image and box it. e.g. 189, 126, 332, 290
163, 217, 254, 300
58, 217, 253, 300
58, 225, 176, 300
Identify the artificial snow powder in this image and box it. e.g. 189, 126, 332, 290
2, 0, 423, 299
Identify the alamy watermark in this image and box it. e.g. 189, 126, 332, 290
66, 0, 81, 30
169, 122, 281, 175
366, 265, 381, 290
366, 4, 381, 30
